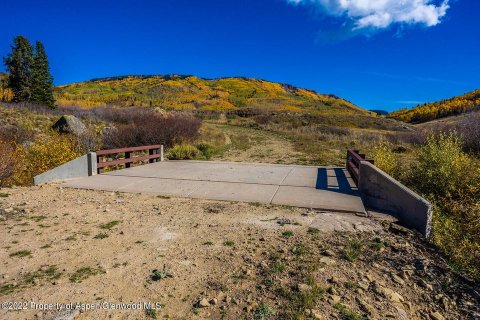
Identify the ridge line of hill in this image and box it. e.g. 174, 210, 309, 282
389, 89, 480, 123
54, 74, 368, 114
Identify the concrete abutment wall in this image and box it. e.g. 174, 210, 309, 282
358, 161, 432, 237
34, 152, 97, 185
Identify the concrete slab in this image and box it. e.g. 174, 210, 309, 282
62, 174, 143, 192
118, 178, 206, 197
281, 167, 318, 187
106, 160, 293, 185
62, 160, 366, 213
189, 181, 279, 203
271, 186, 365, 214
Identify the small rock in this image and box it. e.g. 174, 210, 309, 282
223, 294, 231, 303
322, 250, 335, 257
392, 274, 405, 285
441, 297, 449, 311
329, 276, 340, 284
356, 297, 375, 315
209, 298, 218, 305
389, 223, 411, 235
418, 279, 433, 290
327, 286, 337, 295
311, 309, 323, 319
373, 283, 404, 303
198, 298, 210, 308
319, 257, 336, 266
430, 311, 445, 320
395, 307, 410, 320
358, 281, 369, 291
399, 270, 411, 280
329, 295, 341, 304
277, 217, 295, 225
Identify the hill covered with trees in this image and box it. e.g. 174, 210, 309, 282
55, 75, 368, 115
389, 89, 480, 123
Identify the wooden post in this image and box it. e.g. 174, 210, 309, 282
125, 152, 131, 168
149, 148, 155, 163
98, 155, 104, 174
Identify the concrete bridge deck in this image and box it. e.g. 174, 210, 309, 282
62, 160, 365, 214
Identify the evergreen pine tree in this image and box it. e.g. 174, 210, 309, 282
3, 35, 34, 102
32, 41, 55, 108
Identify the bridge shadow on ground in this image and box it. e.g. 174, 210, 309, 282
315, 168, 358, 195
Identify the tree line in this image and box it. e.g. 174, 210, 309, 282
389, 89, 480, 123
2, 35, 55, 108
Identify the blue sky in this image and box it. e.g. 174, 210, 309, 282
0, 0, 478, 111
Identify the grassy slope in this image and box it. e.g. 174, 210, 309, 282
55, 75, 368, 115
389, 89, 480, 123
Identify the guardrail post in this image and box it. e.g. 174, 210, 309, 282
149, 148, 155, 163
125, 152, 131, 168
87, 152, 97, 176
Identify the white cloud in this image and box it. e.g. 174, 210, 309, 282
287, 0, 450, 29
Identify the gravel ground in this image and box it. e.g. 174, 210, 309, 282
0, 184, 478, 320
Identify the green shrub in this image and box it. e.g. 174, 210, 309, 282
99, 220, 122, 230
344, 239, 363, 262
282, 231, 294, 238
223, 240, 235, 247
69, 266, 105, 283
334, 303, 363, 320
254, 304, 276, 320
406, 132, 472, 198
9, 250, 31, 257
196, 142, 214, 160
402, 132, 480, 281
166, 144, 200, 160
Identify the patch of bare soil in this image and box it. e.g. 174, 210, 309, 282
212, 125, 305, 164
0, 185, 478, 320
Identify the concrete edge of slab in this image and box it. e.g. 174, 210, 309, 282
61, 184, 366, 215
169, 159, 343, 169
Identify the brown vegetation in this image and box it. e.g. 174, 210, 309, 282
102, 112, 201, 149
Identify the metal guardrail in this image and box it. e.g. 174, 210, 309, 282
346, 149, 374, 185
96, 145, 163, 174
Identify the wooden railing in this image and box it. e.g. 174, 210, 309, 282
346, 149, 374, 185
96, 145, 163, 174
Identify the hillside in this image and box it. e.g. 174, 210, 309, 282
55, 75, 368, 114
389, 89, 480, 123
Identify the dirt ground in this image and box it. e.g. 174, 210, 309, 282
215, 125, 304, 165
0, 185, 479, 320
